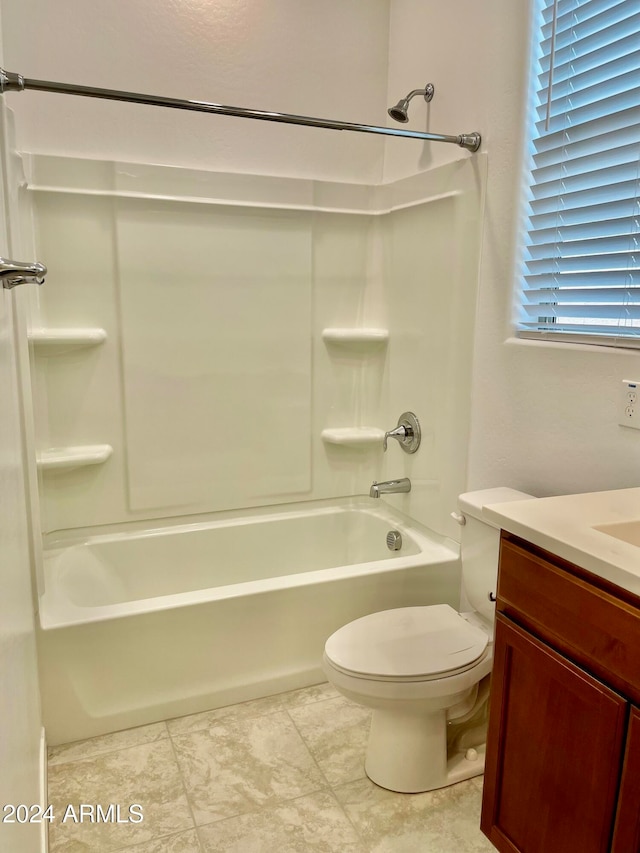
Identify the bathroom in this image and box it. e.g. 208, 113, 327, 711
2, 0, 639, 851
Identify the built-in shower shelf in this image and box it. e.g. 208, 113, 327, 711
37, 444, 113, 472
29, 327, 107, 353
321, 328, 389, 348
321, 428, 384, 448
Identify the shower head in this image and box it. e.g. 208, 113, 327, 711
388, 83, 434, 123
387, 98, 411, 123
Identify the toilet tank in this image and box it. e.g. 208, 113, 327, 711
457, 488, 534, 624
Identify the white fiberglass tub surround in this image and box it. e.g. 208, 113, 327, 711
38, 499, 460, 744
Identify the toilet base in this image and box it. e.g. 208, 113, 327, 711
364, 708, 486, 793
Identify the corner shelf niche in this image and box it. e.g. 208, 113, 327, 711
321, 328, 389, 349
321, 428, 384, 448
321, 329, 388, 449
37, 444, 113, 472
28, 327, 107, 354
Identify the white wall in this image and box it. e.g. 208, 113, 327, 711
470, 0, 640, 498
388, 0, 640, 499
0, 234, 43, 853
384, 0, 490, 182
0, 0, 485, 543
14, 0, 634, 532
0, 100, 44, 853
1, 0, 390, 184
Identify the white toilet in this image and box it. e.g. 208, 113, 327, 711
322, 487, 533, 794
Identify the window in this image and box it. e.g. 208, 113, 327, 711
518, 0, 640, 348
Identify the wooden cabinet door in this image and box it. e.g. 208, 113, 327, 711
612, 706, 640, 853
481, 615, 627, 853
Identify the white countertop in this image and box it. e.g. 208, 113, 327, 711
485, 487, 640, 598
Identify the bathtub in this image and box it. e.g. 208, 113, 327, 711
37, 498, 460, 744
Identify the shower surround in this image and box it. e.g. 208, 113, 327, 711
17, 151, 485, 740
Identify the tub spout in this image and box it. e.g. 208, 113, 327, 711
369, 478, 411, 498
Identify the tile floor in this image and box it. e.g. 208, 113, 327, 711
47, 683, 494, 852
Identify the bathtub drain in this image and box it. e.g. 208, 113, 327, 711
386, 530, 402, 551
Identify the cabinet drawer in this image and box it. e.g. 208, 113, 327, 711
498, 537, 640, 704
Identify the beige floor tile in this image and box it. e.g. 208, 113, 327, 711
48, 722, 169, 766
120, 828, 202, 852
171, 711, 326, 826
198, 791, 365, 853
288, 696, 371, 786
166, 683, 339, 737
48, 692, 494, 853
47, 739, 193, 853
334, 775, 494, 853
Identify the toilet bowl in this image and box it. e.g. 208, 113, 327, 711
322, 487, 533, 794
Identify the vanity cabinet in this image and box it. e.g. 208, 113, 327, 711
481, 533, 640, 853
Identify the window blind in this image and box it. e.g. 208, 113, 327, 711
519, 0, 640, 347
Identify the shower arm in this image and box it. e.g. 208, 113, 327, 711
0, 68, 481, 152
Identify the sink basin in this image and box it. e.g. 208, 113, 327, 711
593, 520, 640, 548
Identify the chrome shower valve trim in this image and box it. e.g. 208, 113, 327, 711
383, 412, 421, 454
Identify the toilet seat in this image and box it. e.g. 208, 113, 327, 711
324, 604, 489, 682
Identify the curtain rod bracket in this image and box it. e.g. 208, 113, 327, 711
0, 68, 24, 92
457, 133, 481, 152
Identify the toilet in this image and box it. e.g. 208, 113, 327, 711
322, 487, 533, 794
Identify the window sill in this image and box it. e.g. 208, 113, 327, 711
507, 333, 640, 356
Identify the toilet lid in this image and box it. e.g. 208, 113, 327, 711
324, 605, 489, 679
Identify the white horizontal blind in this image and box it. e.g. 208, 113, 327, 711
519, 0, 640, 347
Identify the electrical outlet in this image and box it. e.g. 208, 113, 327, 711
619, 380, 640, 429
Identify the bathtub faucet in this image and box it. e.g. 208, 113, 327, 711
369, 478, 411, 498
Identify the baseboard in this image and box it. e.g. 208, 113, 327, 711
39, 728, 48, 853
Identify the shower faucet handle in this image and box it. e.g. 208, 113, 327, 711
383, 425, 407, 451
383, 412, 421, 454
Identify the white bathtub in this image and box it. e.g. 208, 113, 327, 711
37, 498, 460, 744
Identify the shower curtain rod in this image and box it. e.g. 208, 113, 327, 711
0, 68, 481, 152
